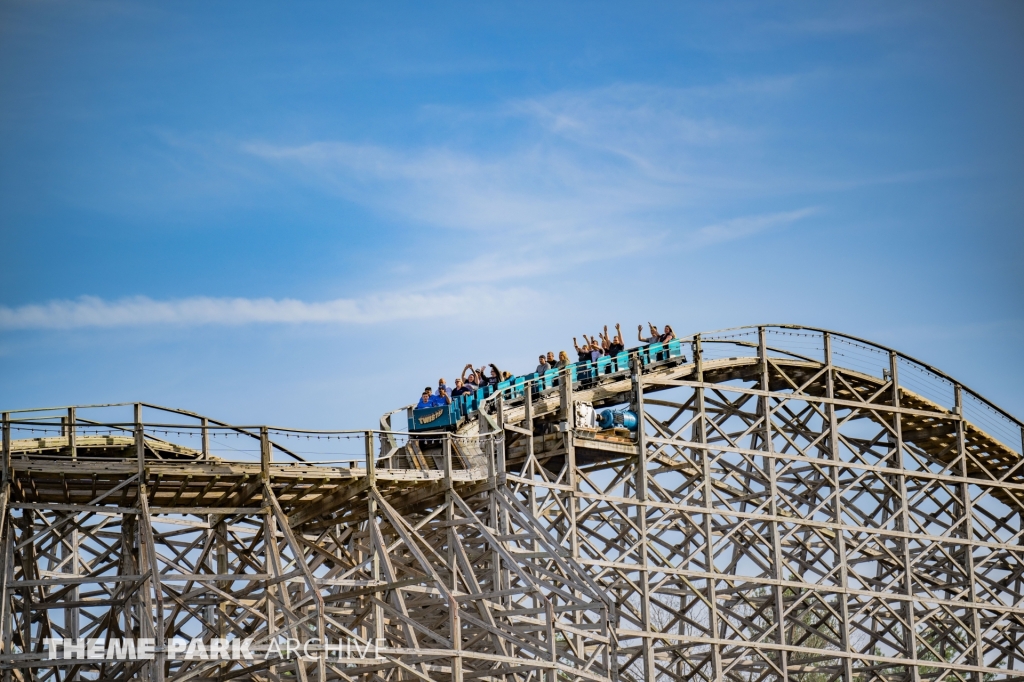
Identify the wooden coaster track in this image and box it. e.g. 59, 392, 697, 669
1, 324, 1022, 681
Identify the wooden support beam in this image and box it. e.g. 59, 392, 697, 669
1, 325, 1022, 682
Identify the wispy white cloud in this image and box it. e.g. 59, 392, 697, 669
508, 84, 752, 170
243, 139, 680, 240
240, 80, 865, 253
686, 207, 819, 248
240, 83, 776, 244
242, 82, 826, 293
0, 289, 539, 330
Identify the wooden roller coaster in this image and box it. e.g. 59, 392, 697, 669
1, 325, 1022, 681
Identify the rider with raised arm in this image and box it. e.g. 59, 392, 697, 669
573, 336, 590, 363
638, 322, 661, 345
608, 323, 625, 356
461, 364, 481, 390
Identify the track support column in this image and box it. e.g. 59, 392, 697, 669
824, 334, 856, 682
631, 356, 656, 681
693, 335, 724, 680
889, 352, 921, 682
758, 327, 789, 680
955, 385, 985, 682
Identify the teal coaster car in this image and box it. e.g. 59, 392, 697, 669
408, 402, 462, 431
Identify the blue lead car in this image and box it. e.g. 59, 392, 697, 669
408, 402, 462, 431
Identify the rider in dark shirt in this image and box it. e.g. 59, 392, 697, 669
451, 378, 472, 398
573, 337, 591, 362
598, 324, 624, 356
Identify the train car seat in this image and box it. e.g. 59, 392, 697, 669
615, 351, 630, 372
542, 368, 557, 390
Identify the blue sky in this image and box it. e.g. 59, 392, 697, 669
1, 1, 1022, 428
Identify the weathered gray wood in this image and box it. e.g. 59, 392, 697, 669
3, 324, 1022, 682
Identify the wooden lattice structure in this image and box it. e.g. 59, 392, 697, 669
1, 325, 1022, 681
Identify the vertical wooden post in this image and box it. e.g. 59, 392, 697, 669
135, 404, 145, 484
560, 359, 580, 562
824, 333, 855, 682
758, 327, 789, 679
201, 417, 209, 459
955, 385, 985, 681
630, 355, 656, 681
496, 393, 505, 434
486, 427, 502, 605
496, 394, 507, 477
443, 433, 453, 488
120, 516, 140, 666
68, 407, 76, 461
215, 515, 229, 677
134, 404, 165, 682
890, 351, 921, 680
367, 430, 383, 655
260, 427, 271, 483
485, 428, 496, 487
364, 430, 375, 487
365, 490, 379, 644
693, 334, 723, 679
17, 511, 33, 664
65, 524, 80, 642
444, 435, 463, 682
1, 412, 9, 488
